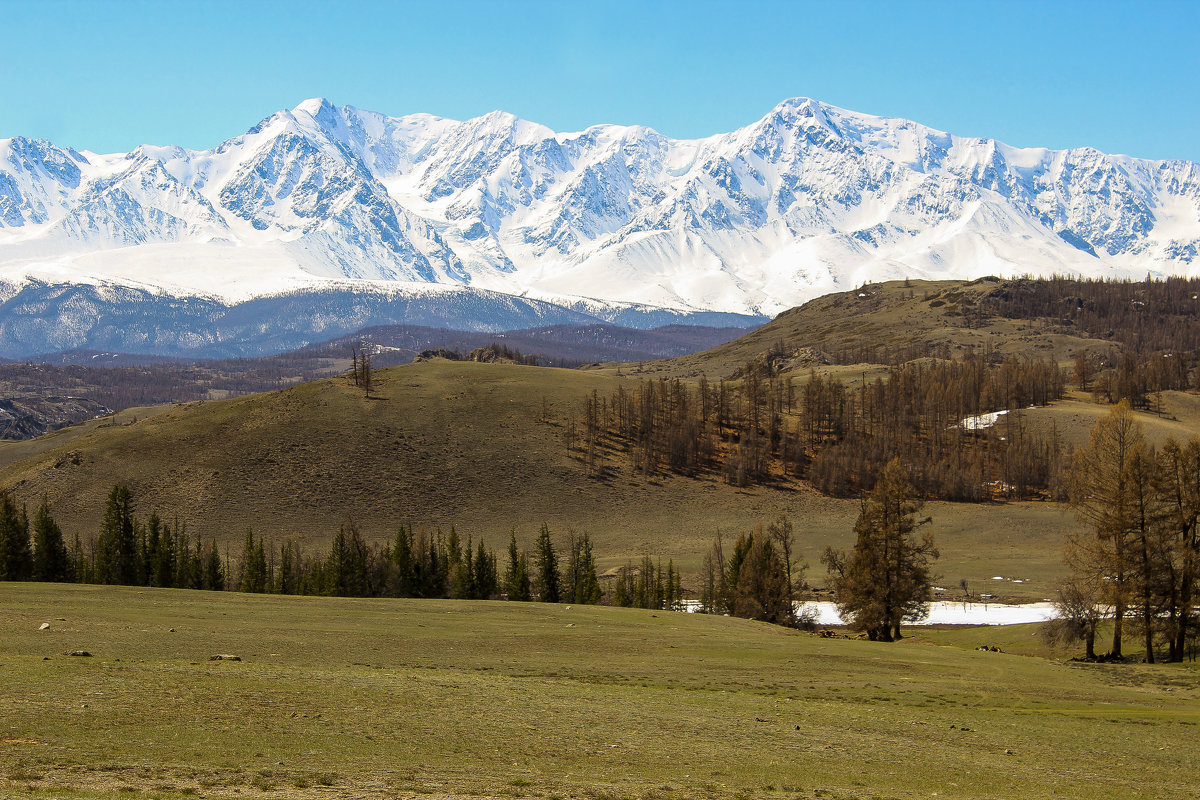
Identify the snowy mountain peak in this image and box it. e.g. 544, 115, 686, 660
293, 97, 335, 116
1, 97, 1198, 328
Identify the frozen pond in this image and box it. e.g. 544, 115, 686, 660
682, 600, 1056, 626
799, 600, 1056, 627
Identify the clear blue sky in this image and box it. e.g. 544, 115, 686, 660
3, 0, 1197, 162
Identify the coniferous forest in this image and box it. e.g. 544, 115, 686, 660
0, 483, 693, 611
567, 351, 1065, 500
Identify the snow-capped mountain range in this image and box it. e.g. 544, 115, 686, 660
1, 97, 1198, 357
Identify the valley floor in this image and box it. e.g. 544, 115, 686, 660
2, 584, 1197, 800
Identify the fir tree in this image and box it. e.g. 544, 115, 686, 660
505, 531, 531, 601
565, 532, 601, 604
145, 512, 175, 588
201, 539, 225, 591
533, 523, 561, 602
415, 527, 447, 598
390, 526, 416, 597
729, 531, 792, 624
95, 484, 138, 585
240, 529, 268, 593
665, 560, 679, 611
473, 538, 498, 599
326, 521, 370, 597
614, 562, 634, 607
0, 491, 32, 581
822, 458, 938, 641
277, 541, 297, 595
176, 525, 202, 590
449, 535, 475, 599
70, 532, 88, 584
31, 497, 72, 583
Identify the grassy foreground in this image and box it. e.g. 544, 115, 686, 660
2, 584, 1198, 800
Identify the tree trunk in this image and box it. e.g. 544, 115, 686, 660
1111, 598, 1124, 659
1176, 552, 1195, 663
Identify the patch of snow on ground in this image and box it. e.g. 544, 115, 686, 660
962, 409, 1008, 430
800, 601, 1057, 627
682, 600, 1057, 626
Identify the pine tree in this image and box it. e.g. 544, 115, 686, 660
145, 512, 175, 588
473, 538, 498, 599
822, 458, 938, 641
239, 530, 268, 593
1156, 436, 1200, 662
449, 534, 475, 599
0, 491, 32, 581
201, 539, 225, 591
533, 524, 560, 602
362, 348, 373, 398
391, 526, 417, 597
31, 497, 71, 583
278, 541, 297, 594
1067, 401, 1142, 658
70, 532, 88, 584
564, 533, 601, 604
95, 484, 138, 585
326, 522, 371, 597
505, 531, 531, 601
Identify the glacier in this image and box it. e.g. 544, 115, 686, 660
1, 96, 1197, 356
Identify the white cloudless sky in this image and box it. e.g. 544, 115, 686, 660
2, 0, 1197, 161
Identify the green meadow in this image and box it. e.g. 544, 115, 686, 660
2, 583, 1197, 800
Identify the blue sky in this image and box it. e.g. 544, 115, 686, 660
3, 0, 1198, 161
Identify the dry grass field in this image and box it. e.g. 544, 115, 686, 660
0, 358, 1087, 597
2, 583, 1197, 800
585, 278, 1112, 382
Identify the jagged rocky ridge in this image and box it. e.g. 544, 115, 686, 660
1, 97, 1198, 356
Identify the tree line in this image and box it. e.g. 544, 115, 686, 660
1051, 401, 1200, 662
568, 350, 1066, 501
981, 276, 1200, 408
0, 486, 226, 590
700, 515, 801, 626
692, 462, 941, 642
0, 486, 645, 608
0, 470, 953, 642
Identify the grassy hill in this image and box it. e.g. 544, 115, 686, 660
4, 278, 1200, 597
1, 584, 1197, 800
0, 357, 1086, 598
588, 277, 1112, 382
